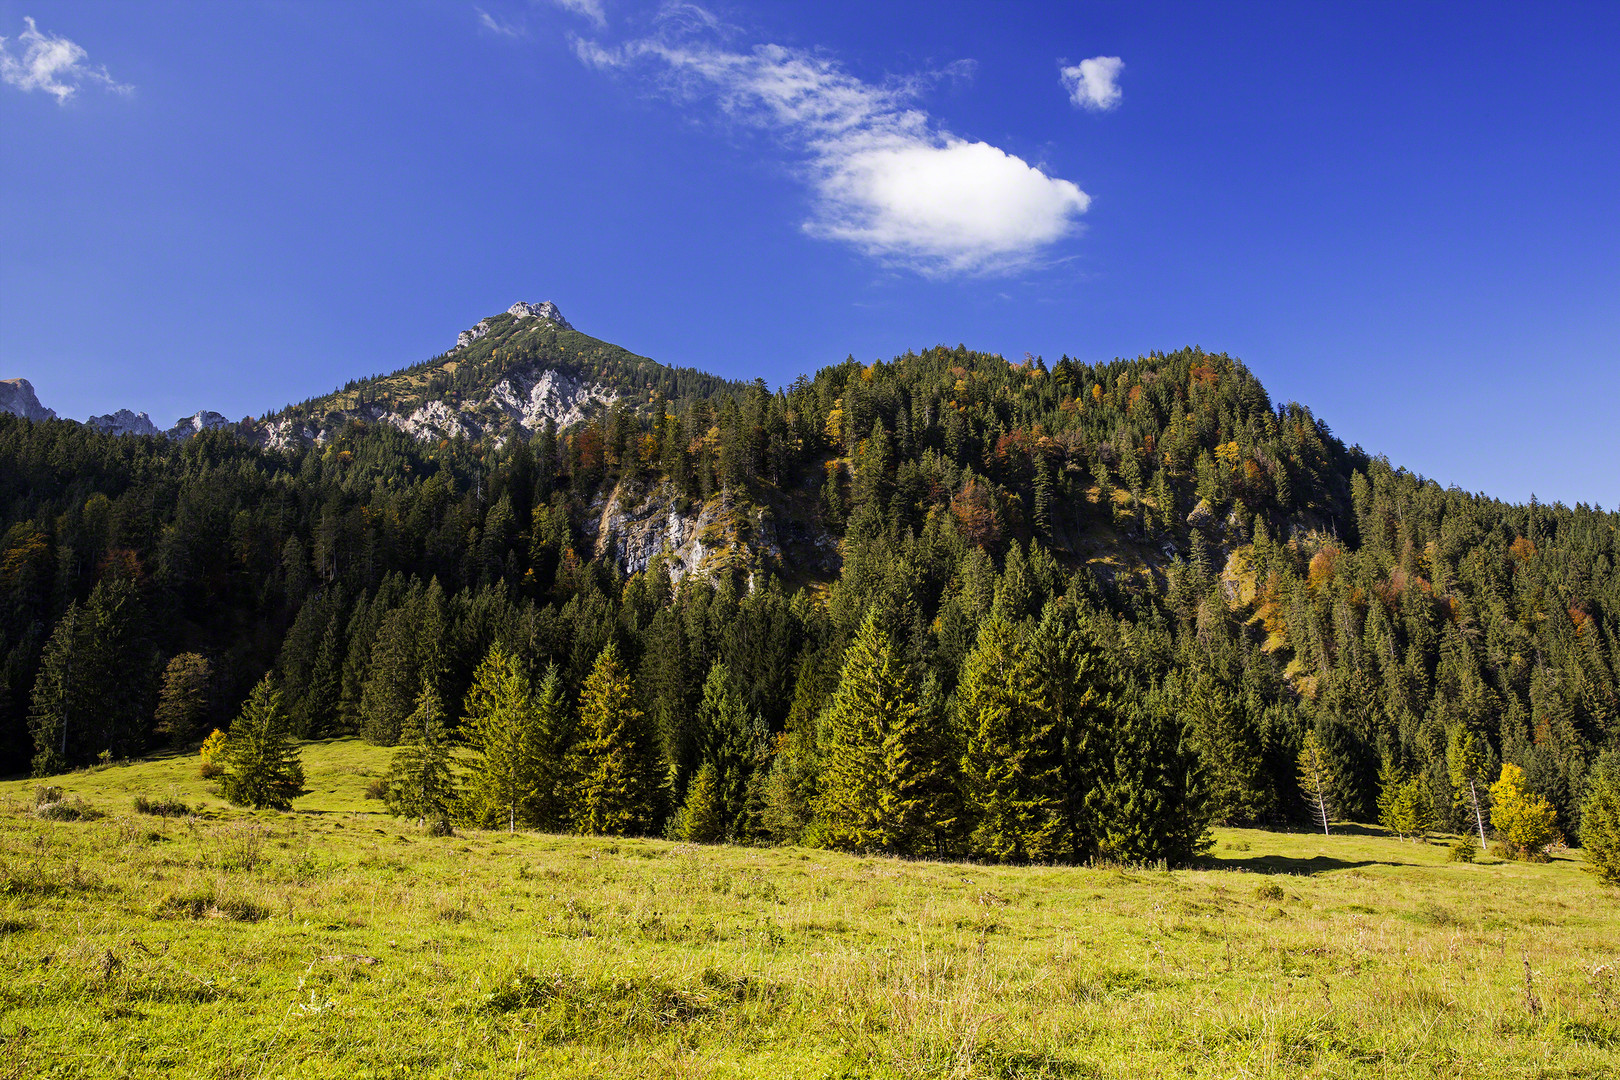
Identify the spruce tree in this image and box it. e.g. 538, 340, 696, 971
219, 675, 306, 810
155, 653, 212, 747
669, 762, 725, 842
1087, 696, 1211, 866
383, 684, 457, 825
1182, 672, 1269, 825
693, 661, 763, 838
959, 616, 1061, 862
814, 610, 957, 855
1577, 751, 1620, 885
571, 642, 664, 836
460, 645, 542, 833
529, 664, 575, 830
1296, 727, 1335, 835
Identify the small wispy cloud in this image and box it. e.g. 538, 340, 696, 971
575, 12, 1089, 276
548, 0, 607, 30
0, 16, 131, 104
477, 8, 526, 38
1060, 56, 1123, 112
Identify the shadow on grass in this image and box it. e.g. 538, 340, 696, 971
1202, 854, 1407, 875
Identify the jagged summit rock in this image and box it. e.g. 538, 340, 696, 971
87, 409, 161, 438
167, 410, 231, 440
0, 378, 57, 422
455, 300, 572, 351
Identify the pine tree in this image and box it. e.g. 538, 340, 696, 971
693, 662, 764, 839
571, 641, 664, 836
1577, 751, 1620, 886
1296, 727, 1336, 836
383, 684, 457, 825
219, 675, 306, 810
460, 645, 542, 833
814, 610, 957, 855
1087, 696, 1211, 866
155, 653, 213, 747
1182, 672, 1269, 825
669, 761, 725, 842
959, 616, 1061, 862
1446, 726, 1491, 848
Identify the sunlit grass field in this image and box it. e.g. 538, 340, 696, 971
3, 739, 1618, 1078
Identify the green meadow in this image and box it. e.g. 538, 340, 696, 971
2, 740, 1617, 1079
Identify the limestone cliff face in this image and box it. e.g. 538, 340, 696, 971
166, 410, 232, 439
583, 481, 839, 584
0, 378, 56, 422
87, 409, 161, 438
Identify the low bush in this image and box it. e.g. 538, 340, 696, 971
31, 790, 100, 821
133, 793, 192, 817
1448, 835, 1479, 863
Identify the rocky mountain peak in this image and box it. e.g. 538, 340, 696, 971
456, 300, 573, 351
0, 378, 57, 422
87, 409, 161, 438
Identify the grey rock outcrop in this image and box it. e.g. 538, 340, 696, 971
0, 378, 56, 421
166, 410, 231, 440
455, 300, 573, 351
87, 409, 161, 438
582, 481, 838, 584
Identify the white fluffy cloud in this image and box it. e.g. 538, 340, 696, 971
576, 26, 1089, 276
1061, 56, 1123, 112
0, 16, 130, 104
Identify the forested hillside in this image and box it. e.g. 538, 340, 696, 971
3, 338, 1615, 863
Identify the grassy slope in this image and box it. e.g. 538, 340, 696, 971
3, 742, 1619, 1078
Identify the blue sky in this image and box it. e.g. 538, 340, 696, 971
3, 1, 1616, 508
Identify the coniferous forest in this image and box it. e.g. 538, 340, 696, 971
4, 336, 1616, 865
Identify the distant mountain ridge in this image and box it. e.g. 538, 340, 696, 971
2, 301, 739, 450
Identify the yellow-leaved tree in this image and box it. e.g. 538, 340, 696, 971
1489, 763, 1559, 861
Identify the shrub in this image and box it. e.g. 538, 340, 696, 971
364, 777, 389, 801
1254, 882, 1285, 901
199, 729, 227, 779
1447, 834, 1479, 863
1490, 763, 1559, 861
133, 793, 192, 817
32, 796, 100, 821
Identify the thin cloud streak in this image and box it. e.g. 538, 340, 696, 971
0, 16, 131, 104
574, 15, 1089, 276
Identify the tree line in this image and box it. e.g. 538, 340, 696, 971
1, 338, 1614, 864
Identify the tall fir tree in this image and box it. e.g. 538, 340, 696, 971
1181, 672, 1270, 825
383, 684, 457, 824
460, 645, 542, 833
219, 675, 306, 810
571, 642, 665, 836
959, 616, 1062, 862
814, 610, 958, 856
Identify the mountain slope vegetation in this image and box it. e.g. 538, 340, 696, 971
2, 315, 1615, 861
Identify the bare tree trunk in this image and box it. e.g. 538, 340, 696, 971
1469, 779, 1487, 847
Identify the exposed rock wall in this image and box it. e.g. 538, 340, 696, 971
0, 378, 56, 422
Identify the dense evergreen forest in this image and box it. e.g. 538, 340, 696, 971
3, 341, 1615, 863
